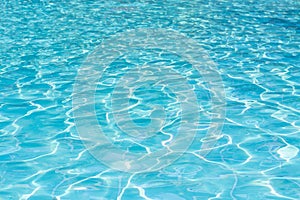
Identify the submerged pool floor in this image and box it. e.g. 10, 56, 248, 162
0, 0, 300, 199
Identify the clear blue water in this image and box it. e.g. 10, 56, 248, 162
1, 0, 300, 199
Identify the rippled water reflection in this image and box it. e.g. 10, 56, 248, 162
0, 0, 300, 199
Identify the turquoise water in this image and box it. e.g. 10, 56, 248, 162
1, 0, 300, 199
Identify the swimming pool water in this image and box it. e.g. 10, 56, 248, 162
1, 0, 300, 199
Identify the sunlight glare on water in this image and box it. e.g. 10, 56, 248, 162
0, 0, 300, 199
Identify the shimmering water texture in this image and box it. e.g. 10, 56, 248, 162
1, 0, 300, 199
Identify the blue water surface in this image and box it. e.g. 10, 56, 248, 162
1, 0, 300, 199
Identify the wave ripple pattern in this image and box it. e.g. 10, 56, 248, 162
0, 0, 300, 199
